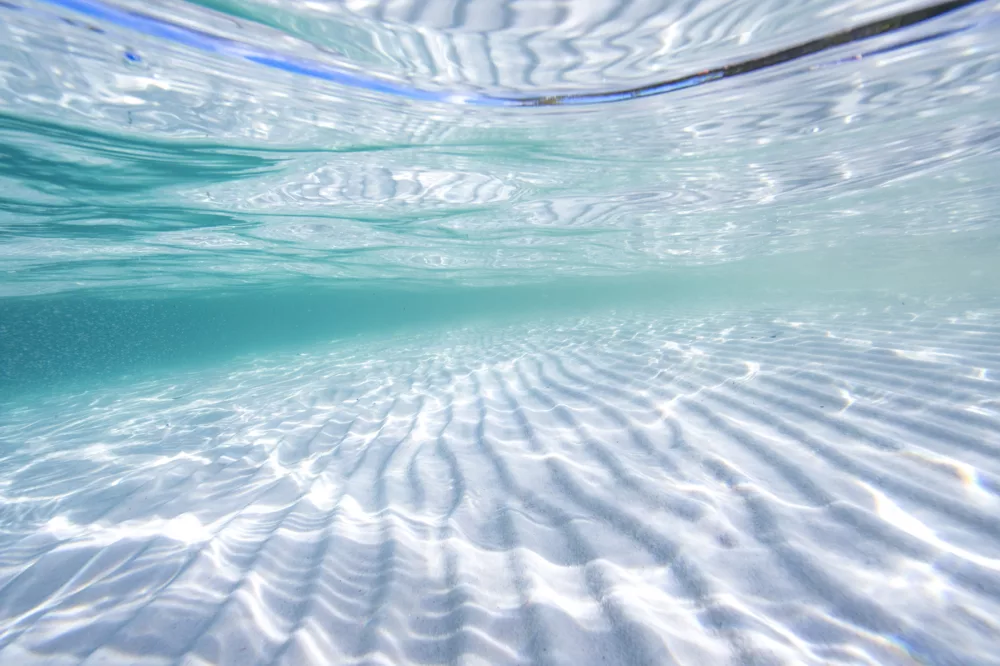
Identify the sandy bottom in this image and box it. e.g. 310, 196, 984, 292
1, 305, 999, 666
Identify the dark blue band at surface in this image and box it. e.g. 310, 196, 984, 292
16, 0, 992, 106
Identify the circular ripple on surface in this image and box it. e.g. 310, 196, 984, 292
1, 305, 1000, 665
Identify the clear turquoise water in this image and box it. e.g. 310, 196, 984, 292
2, 1, 1000, 664
2, 0, 998, 399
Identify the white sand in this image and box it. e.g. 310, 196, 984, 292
1, 305, 999, 665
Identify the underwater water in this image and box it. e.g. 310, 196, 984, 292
2, 0, 1000, 663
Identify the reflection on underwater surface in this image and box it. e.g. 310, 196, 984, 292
2, 0, 1000, 663
0, 0, 998, 295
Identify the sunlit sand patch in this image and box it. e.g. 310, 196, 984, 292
1, 306, 999, 665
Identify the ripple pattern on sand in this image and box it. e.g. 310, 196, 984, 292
2, 305, 1000, 665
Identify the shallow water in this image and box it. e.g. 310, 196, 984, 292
2, 0, 1000, 664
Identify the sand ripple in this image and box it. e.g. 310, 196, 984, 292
1, 305, 999, 665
